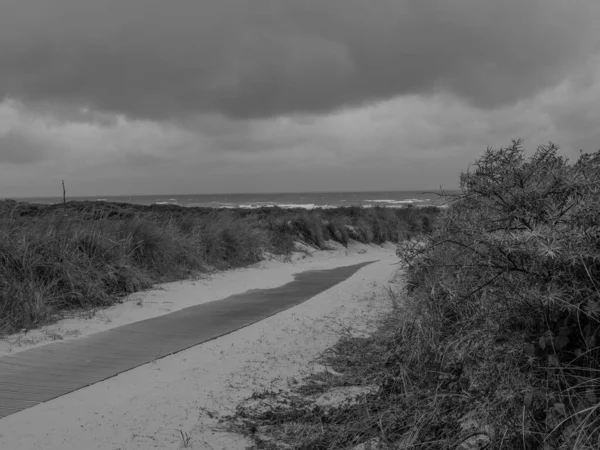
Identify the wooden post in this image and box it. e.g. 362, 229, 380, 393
62, 180, 66, 207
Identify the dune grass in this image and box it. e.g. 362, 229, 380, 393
227, 141, 600, 449
0, 201, 438, 335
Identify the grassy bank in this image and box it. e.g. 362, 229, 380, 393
228, 141, 600, 449
0, 201, 438, 335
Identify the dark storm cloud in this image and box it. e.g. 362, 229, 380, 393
0, 0, 599, 120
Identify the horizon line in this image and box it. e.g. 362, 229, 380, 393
7, 188, 453, 200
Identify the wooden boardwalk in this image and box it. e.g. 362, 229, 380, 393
0, 260, 376, 418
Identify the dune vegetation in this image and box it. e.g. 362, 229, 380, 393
228, 141, 600, 449
0, 200, 438, 335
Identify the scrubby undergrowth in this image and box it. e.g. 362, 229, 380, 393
394, 141, 600, 449
0, 202, 437, 334
226, 141, 600, 449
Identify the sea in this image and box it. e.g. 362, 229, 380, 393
14, 191, 451, 209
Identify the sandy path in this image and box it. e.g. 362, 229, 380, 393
0, 242, 398, 449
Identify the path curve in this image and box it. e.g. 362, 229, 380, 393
0, 261, 376, 418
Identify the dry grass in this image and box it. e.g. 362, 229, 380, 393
0, 202, 438, 335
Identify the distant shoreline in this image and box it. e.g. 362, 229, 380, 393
3, 190, 452, 210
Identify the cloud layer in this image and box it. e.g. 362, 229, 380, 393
2, 54, 600, 197
1, 1, 599, 197
1, 0, 599, 119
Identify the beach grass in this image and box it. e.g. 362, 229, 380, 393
227, 140, 600, 449
0, 201, 438, 335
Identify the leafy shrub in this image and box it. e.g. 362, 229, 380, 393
395, 140, 600, 448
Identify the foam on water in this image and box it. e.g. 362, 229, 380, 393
365, 198, 428, 204
15, 191, 451, 209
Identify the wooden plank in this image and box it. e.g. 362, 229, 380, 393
2, 352, 146, 374
0, 371, 108, 386
0, 398, 41, 409
0, 390, 60, 402
0, 383, 79, 394
0, 407, 22, 418
0, 361, 127, 379
31, 344, 158, 361
0, 355, 128, 372
0, 383, 71, 394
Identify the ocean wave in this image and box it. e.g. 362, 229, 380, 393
278, 203, 341, 210
159, 201, 443, 210
389, 204, 447, 209
232, 203, 340, 210
237, 204, 277, 209
365, 198, 428, 204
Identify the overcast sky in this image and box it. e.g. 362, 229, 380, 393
1, 0, 600, 197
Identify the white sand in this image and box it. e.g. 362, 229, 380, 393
0, 241, 399, 450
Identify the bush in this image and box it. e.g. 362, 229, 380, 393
394, 140, 600, 448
